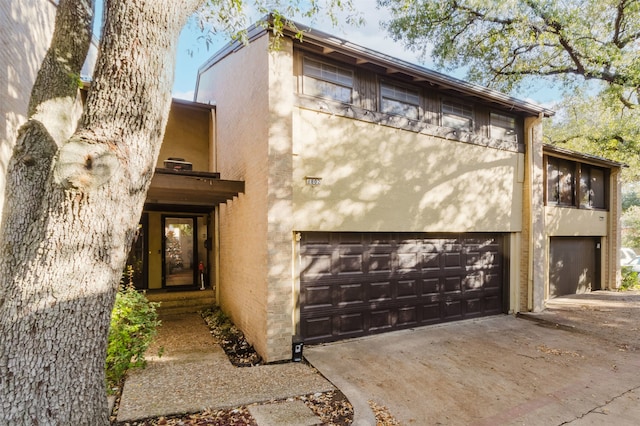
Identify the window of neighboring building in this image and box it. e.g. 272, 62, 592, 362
302, 57, 353, 103
547, 157, 575, 206
490, 112, 517, 142
442, 100, 473, 132
580, 165, 606, 209
380, 82, 420, 120
546, 156, 608, 210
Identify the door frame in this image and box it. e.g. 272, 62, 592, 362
161, 214, 199, 289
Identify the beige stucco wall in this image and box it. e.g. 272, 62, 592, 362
0, 0, 57, 217
545, 208, 608, 236
157, 104, 211, 171
292, 109, 524, 233
197, 34, 295, 362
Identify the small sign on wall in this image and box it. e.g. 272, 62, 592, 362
305, 176, 322, 186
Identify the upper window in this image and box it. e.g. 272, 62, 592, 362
442, 100, 473, 133
490, 112, 517, 142
547, 157, 575, 206
580, 165, 606, 209
380, 82, 420, 120
302, 57, 353, 104
546, 156, 608, 210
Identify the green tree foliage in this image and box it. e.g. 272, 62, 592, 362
379, 0, 640, 106
622, 205, 640, 248
545, 90, 640, 181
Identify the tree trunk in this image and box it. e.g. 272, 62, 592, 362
0, 0, 202, 423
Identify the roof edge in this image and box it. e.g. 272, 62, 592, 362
543, 144, 626, 168
197, 15, 554, 117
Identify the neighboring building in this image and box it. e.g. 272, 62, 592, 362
193, 20, 623, 362
0, 0, 97, 218
543, 145, 621, 299
0, 0, 57, 217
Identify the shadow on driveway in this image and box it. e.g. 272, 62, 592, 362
305, 291, 640, 425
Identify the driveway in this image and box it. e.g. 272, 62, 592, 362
305, 291, 640, 425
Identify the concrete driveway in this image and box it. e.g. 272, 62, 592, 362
305, 291, 640, 425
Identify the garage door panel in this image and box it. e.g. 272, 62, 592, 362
300, 232, 505, 343
302, 316, 333, 341
398, 306, 417, 326
301, 285, 332, 309
337, 312, 365, 335
444, 276, 462, 292
370, 281, 392, 301
338, 253, 363, 274
338, 283, 365, 306
443, 300, 463, 319
370, 309, 393, 331
397, 280, 418, 299
422, 278, 439, 294
369, 253, 392, 273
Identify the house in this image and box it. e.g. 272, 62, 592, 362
191, 20, 623, 362
3, 3, 623, 364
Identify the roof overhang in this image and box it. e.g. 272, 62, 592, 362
198, 16, 554, 118
145, 168, 244, 211
543, 144, 626, 169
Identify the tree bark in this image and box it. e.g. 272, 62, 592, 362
0, 0, 202, 423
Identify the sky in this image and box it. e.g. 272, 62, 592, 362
92, 0, 561, 107
171, 2, 562, 107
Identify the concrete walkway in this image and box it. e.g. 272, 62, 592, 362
117, 291, 640, 425
116, 313, 333, 423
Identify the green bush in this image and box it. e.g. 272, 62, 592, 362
106, 274, 161, 391
620, 266, 640, 291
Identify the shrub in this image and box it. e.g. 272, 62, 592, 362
620, 266, 640, 291
106, 270, 161, 391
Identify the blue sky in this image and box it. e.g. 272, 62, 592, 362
94, 1, 562, 107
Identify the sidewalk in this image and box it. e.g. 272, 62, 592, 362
116, 313, 334, 424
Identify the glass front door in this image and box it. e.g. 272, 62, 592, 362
163, 216, 197, 288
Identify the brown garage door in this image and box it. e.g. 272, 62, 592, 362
549, 237, 600, 298
299, 232, 505, 344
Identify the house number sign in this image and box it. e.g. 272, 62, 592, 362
305, 177, 322, 186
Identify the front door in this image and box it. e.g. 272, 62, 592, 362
163, 216, 198, 288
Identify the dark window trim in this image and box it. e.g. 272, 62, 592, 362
545, 155, 609, 211
441, 98, 474, 133
379, 79, 421, 120
302, 56, 354, 103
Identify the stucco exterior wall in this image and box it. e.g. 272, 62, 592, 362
292, 109, 524, 233
197, 34, 292, 361
0, 0, 56, 217
158, 104, 211, 171
544, 208, 608, 236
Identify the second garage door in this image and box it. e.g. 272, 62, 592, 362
299, 232, 506, 344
